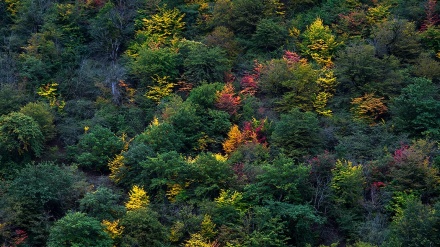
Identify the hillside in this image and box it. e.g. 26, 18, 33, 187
1, 0, 440, 246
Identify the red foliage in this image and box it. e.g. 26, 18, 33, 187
12, 229, 28, 246
421, 0, 439, 31
232, 162, 245, 181
372, 181, 386, 188
241, 119, 268, 145
240, 60, 262, 96
393, 144, 410, 164
283, 50, 301, 64
216, 83, 241, 115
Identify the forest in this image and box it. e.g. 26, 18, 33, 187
1, 0, 440, 246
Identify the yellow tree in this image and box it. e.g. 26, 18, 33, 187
222, 124, 243, 154
351, 93, 388, 124
125, 185, 150, 211
300, 18, 341, 67
314, 69, 337, 116
137, 7, 185, 45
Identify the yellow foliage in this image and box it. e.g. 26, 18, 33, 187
301, 18, 341, 67
170, 221, 185, 242
184, 233, 212, 247
366, 5, 390, 24
213, 153, 227, 162
215, 189, 243, 209
5, 0, 19, 16
314, 69, 337, 116
200, 215, 217, 240
351, 93, 388, 124
139, 7, 185, 44
102, 219, 124, 239
108, 154, 125, 183
37, 82, 65, 110
166, 183, 185, 203
222, 125, 243, 154
125, 185, 150, 210
145, 75, 175, 103
314, 92, 333, 117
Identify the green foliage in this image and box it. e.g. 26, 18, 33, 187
73, 125, 124, 172
189, 153, 234, 199
0, 112, 44, 158
330, 159, 365, 238
244, 156, 312, 204
136, 121, 183, 153
2, 162, 87, 245
388, 198, 440, 247
391, 77, 440, 138
79, 186, 125, 221
251, 18, 288, 52
371, 19, 422, 62
187, 82, 224, 109
19, 101, 56, 141
181, 41, 231, 84
0, 84, 28, 116
126, 46, 180, 86
271, 108, 322, 159
47, 212, 112, 247
120, 208, 169, 247
335, 42, 404, 96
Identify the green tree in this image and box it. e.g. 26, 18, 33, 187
120, 208, 169, 247
19, 101, 56, 141
126, 46, 180, 86
330, 160, 365, 238
2, 162, 87, 245
388, 198, 439, 247
391, 77, 440, 138
271, 108, 322, 159
251, 18, 288, 52
244, 156, 312, 204
47, 212, 112, 247
371, 19, 422, 62
80, 187, 125, 221
181, 40, 231, 84
0, 112, 44, 158
73, 125, 124, 172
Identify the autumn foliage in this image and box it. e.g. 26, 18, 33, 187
215, 83, 241, 115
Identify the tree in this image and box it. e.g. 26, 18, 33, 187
251, 18, 288, 52
351, 93, 388, 124
19, 101, 56, 141
0, 112, 44, 159
79, 187, 125, 221
47, 212, 112, 247
330, 160, 365, 238
181, 40, 231, 84
371, 19, 422, 62
120, 208, 169, 247
223, 125, 243, 154
2, 162, 87, 245
244, 156, 312, 204
335, 42, 403, 96
215, 83, 241, 115
271, 108, 322, 159
136, 6, 185, 44
300, 17, 341, 67
391, 77, 440, 138
125, 185, 150, 211
126, 46, 180, 86
73, 125, 124, 172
